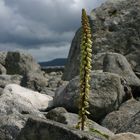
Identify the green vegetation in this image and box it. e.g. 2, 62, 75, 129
89, 128, 109, 139
76, 9, 92, 130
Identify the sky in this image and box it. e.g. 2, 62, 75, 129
0, 0, 106, 62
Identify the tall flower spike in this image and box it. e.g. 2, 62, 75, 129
76, 9, 92, 130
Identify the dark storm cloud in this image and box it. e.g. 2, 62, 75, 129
0, 0, 107, 60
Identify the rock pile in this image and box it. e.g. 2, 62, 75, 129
0, 0, 140, 139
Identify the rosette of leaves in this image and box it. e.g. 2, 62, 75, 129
76, 9, 92, 130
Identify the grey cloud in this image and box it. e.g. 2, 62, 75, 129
0, 0, 107, 60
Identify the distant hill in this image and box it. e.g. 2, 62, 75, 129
39, 58, 67, 67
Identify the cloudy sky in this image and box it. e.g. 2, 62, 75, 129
0, 0, 106, 62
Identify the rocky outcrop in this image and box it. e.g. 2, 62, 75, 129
103, 53, 140, 87
5, 52, 41, 75
0, 0, 140, 139
54, 71, 125, 122
62, 29, 81, 81
0, 51, 64, 95
101, 99, 140, 133
16, 117, 109, 140
63, 0, 140, 80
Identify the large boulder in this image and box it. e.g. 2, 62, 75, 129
102, 99, 140, 133
0, 113, 32, 140
0, 84, 49, 140
2, 51, 53, 94
16, 117, 109, 140
103, 53, 140, 87
5, 52, 41, 75
63, 0, 140, 80
92, 53, 106, 71
54, 72, 125, 122
62, 28, 81, 81
3, 84, 53, 110
46, 107, 114, 137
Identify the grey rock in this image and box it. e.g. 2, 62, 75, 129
102, 99, 140, 133
54, 72, 125, 122
63, 0, 140, 80
0, 64, 6, 74
16, 117, 109, 140
92, 53, 106, 71
46, 107, 114, 137
46, 72, 67, 92
0, 113, 27, 140
103, 53, 140, 86
126, 51, 140, 73
21, 71, 48, 93
0, 75, 22, 88
0, 86, 46, 116
5, 51, 41, 75
62, 28, 81, 81
111, 133, 140, 140
117, 111, 140, 134
45, 107, 68, 123
47, 77, 63, 91
0, 88, 3, 96
2, 84, 53, 111
0, 52, 7, 66
0, 84, 49, 140
40, 88, 55, 97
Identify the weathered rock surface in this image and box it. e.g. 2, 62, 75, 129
0, 51, 56, 95
0, 52, 7, 66
46, 107, 114, 137
63, 0, 140, 80
0, 113, 26, 140
21, 72, 48, 93
111, 133, 140, 140
16, 117, 109, 140
102, 99, 140, 133
5, 52, 41, 75
55, 72, 125, 122
62, 28, 81, 81
3, 84, 53, 110
0, 75, 22, 89
92, 53, 106, 71
103, 53, 140, 87
45, 72, 63, 91
117, 111, 140, 134
0, 64, 6, 74
0, 84, 48, 140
